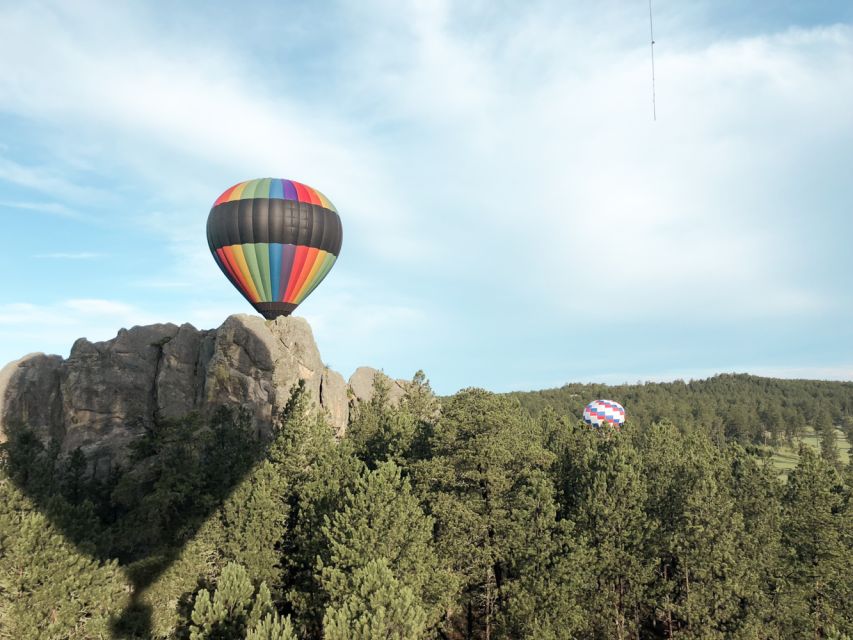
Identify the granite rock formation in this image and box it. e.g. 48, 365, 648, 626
0, 315, 354, 469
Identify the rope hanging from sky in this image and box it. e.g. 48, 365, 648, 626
649, 0, 657, 120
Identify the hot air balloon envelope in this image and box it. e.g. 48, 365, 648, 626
207, 178, 342, 319
583, 399, 626, 429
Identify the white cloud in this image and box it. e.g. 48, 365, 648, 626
330, 6, 853, 320
0, 1, 849, 385
0, 2, 423, 263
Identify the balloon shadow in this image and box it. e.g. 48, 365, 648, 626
1, 357, 290, 638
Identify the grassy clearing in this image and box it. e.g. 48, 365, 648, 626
765, 426, 851, 480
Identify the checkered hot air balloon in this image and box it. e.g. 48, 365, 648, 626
207, 178, 342, 319
582, 399, 626, 430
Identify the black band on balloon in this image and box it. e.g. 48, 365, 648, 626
207, 199, 343, 256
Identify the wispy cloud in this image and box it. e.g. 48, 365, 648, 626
0, 299, 155, 327
0, 298, 162, 361
335, 6, 853, 321
0, 199, 86, 220
131, 279, 193, 289
34, 251, 103, 259
0, 2, 850, 391
0, 158, 111, 208
0, 2, 423, 262
3, 3, 848, 322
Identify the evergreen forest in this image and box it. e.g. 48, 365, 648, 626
1, 373, 852, 639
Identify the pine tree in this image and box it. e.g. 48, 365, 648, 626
667, 442, 755, 638
274, 382, 365, 636
414, 388, 555, 639
219, 459, 289, 590
496, 492, 590, 639
820, 425, 841, 469
347, 374, 417, 469
322, 559, 428, 640
140, 456, 291, 636
815, 408, 835, 438
784, 408, 807, 445
189, 562, 295, 640
0, 476, 128, 639
638, 420, 686, 637
727, 444, 784, 636
247, 613, 298, 640
60, 447, 88, 504
779, 446, 851, 637
403, 370, 439, 426
319, 461, 450, 626
138, 512, 225, 638
570, 436, 654, 639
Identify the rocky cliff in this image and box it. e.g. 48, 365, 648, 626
0, 314, 403, 470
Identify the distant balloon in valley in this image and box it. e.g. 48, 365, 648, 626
582, 399, 626, 430
207, 178, 342, 319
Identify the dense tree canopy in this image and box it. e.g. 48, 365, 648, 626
0, 373, 851, 638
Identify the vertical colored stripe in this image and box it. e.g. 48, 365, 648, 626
214, 178, 337, 209
242, 179, 259, 199
292, 181, 311, 203
299, 253, 337, 303
289, 247, 320, 302
213, 248, 246, 298
215, 248, 245, 295
283, 245, 309, 302
218, 247, 262, 304
303, 185, 322, 206
314, 189, 336, 212
254, 242, 272, 301
224, 245, 261, 302
282, 180, 297, 201
241, 243, 267, 301
215, 182, 242, 206
219, 246, 253, 298
293, 249, 327, 301
278, 244, 296, 300
255, 177, 272, 200
297, 254, 337, 304
230, 181, 250, 201
269, 243, 282, 303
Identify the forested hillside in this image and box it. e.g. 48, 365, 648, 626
1, 373, 851, 639
509, 373, 853, 449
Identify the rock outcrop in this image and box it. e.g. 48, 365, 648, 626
0, 315, 353, 468
348, 366, 408, 406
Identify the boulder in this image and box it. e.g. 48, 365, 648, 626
60, 323, 180, 464
0, 353, 64, 444
202, 314, 345, 436
348, 366, 408, 406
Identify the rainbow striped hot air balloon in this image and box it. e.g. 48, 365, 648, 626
207, 178, 342, 319
582, 399, 626, 430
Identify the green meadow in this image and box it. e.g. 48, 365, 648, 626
767, 426, 851, 479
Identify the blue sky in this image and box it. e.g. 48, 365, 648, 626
1, 1, 851, 394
